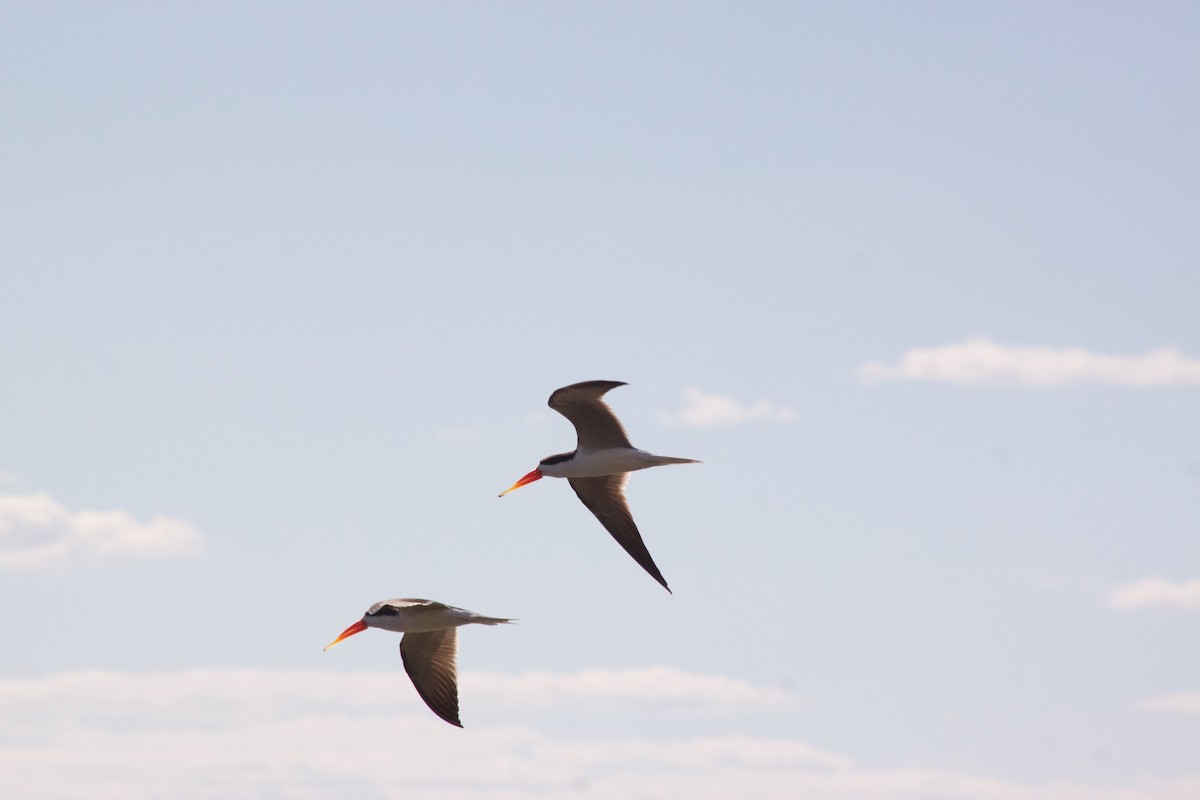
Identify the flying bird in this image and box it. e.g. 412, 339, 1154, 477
324, 598, 513, 728
499, 380, 698, 592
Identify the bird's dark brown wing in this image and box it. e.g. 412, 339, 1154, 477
399, 629, 462, 727
548, 380, 632, 451
568, 474, 671, 592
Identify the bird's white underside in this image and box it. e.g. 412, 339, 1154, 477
540, 448, 696, 479
364, 601, 510, 634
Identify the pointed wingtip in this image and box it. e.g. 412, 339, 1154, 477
433, 704, 464, 727
649, 569, 671, 593
431, 710, 464, 728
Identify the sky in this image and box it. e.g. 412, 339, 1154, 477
1, 2, 1198, 798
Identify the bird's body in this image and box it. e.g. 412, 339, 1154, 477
500, 380, 699, 592
324, 598, 513, 728
358, 597, 511, 633
537, 447, 695, 479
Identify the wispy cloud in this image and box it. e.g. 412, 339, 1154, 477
1, 668, 1195, 800
473, 666, 798, 713
0, 492, 203, 570
858, 338, 1200, 387
1139, 692, 1200, 715
1108, 578, 1200, 611
659, 387, 795, 427
0, 667, 797, 728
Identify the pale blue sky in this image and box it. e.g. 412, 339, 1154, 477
1, 2, 1198, 798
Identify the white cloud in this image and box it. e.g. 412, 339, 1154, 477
858, 338, 1200, 387
0, 668, 1196, 800
659, 387, 796, 427
1139, 692, 1200, 714
0, 492, 203, 570
1107, 578, 1200, 611
0, 668, 828, 800
0, 667, 796, 731
473, 666, 799, 713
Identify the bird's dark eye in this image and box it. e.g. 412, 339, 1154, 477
540, 452, 575, 466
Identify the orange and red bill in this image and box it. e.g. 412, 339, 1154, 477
324, 619, 367, 651
498, 468, 542, 497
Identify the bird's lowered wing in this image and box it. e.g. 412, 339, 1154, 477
569, 473, 670, 592
400, 629, 462, 727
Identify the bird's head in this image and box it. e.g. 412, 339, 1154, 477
324, 602, 401, 650
498, 451, 576, 496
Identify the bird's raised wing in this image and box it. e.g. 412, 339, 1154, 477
548, 380, 632, 452
568, 474, 670, 592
